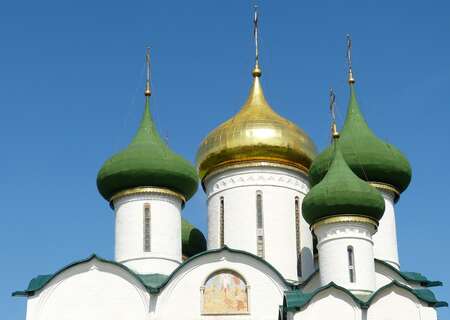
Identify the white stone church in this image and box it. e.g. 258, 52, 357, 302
13, 15, 446, 320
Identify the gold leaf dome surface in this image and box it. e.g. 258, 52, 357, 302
196, 72, 317, 180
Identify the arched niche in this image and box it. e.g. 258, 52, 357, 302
201, 269, 249, 315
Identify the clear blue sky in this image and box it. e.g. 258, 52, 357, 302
2, 1, 449, 318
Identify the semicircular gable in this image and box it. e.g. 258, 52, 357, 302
155, 246, 292, 293
31, 257, 149, 320
155, 246, 291, 320
13, 254, 150, 297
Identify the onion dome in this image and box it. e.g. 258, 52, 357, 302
309, 84, 412, 195
97, 51, 198, 202
302, 142, 385, 227
182, 218, 206, 258
196, 68, 317, 180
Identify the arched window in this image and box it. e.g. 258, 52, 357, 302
143, 204, 151, 252
295, 196, 302, 277
256, 191, 264, 258
347, 246, 355, 283
219, 196, 225, 247
201, 270, 249, 315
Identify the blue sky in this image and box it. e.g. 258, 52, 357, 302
2, 0, 449, 318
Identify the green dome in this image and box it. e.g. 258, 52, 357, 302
303, 144, 385, 226
97, 96, 198, 201
182, 218, 207, 258
309, 85, 412, 194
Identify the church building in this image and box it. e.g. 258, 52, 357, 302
13, 9, 446, 320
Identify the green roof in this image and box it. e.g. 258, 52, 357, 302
284, 281, 448, 311
302, 143, 385, 226
12, 254, 167, 296
300, 259, 443, 289
97, 96, 198, 202
181, 218, 206, 257
309, 84, 412, 194
13, 246, 293, 297
376, 259, 443, 287
136, 273, 169, 288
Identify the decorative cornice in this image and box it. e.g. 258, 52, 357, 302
311, 215, 378, 231
204, 167, 310, 197
202, 158, 309, 184
110, 187, 186, 204
369, 182, 400, 202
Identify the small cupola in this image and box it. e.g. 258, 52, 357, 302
308, 38, 411, 197
97, 49, 198, 203
303, 141, 385, 227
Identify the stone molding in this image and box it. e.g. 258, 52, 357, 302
205, 166, 310, 197
316, 222, 375, 248
113, 192, 182, 208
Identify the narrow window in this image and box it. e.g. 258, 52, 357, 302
143, 204, 151, 252
219, 196, 224, 247
295, 196, 302, 277
347, 246, 355, 282
256, 191, 264, 258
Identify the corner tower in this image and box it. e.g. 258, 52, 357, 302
303, 135, 385, 295
196, 8, 317, 281
97, 49, 198, 274
309, 36, 412, 269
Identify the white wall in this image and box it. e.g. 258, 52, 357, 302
113, 191, 182, 274
293, 288, 361, 320
315, 221, 376, 295
374, 260, 423, 289
204, 165, 314, 282
372, 189, 400, 269
367, 287, 436, 320
156, 249, 289, 320
26, 259, 149, 320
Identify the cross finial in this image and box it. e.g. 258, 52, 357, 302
252, 5, 261, 77
145, 47, 152, 96
346, 34, 355, 84
329, 88, 340, 139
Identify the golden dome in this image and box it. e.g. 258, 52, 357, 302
196, 68, 317, 180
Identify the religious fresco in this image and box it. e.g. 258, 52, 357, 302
202, 271, 249, 314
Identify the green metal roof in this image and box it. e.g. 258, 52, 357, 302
299, 259, 443, 290
284, 281, 448, 311
97, 96, 198, 202
13, 246, 292, 297
136, 273, 169, 288
376, 259, 443, 287
12, 254, 160, 296
309, 84, 412, 194
302, 144, 385, 226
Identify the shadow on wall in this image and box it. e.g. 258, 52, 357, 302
301, 246, 314, 274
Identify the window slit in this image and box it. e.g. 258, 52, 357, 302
295, 196, 302, 277
143, 204, 151, 252
348, 246, 355, 283
219, 196, 224, 247
256, 191, 264, 258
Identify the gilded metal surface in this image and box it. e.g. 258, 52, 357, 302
196, 74, 317, 181
311, 215, 378, 231
369, 182, 400, 202
110, 187, 186, 203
